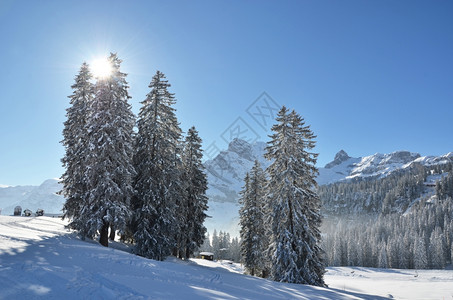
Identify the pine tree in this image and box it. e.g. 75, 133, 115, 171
132, 70, 183, 260
378, 242, 388, 268
230, 237, 242, 262
451, 241, 453, 265
199, 232, 213, 253
239, 161, 268, 277
265, 107, 325, 286
429, 228, 445, 269
347, 236, 358, 266
414, 236, 428, 269
82, 53, 135, 247
212, 229, 220, 258
179, 126, 209, 259
61, 62, 93, 237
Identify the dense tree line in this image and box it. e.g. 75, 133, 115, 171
321, 163, 453, 270
322, 196, 453, 269
198, 230, 241, 263
436, 164, 453, 200
61, 54, 208, 261
239, 161, 268, 277
318, 163, 452, 215
238, 107, 325, 286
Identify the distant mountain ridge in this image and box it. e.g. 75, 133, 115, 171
204, 139, 453, 202
0, 179, 64, 216
202, 139, 453, 235
318, 150, 453, 185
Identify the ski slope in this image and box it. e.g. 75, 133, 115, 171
0, 216, 452, 299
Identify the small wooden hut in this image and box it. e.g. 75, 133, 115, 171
200, 252, 214, 261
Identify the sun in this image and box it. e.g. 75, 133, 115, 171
90, 57, 113, 79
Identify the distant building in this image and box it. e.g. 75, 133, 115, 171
200, 252, 214, 261
14, 206, 22, 216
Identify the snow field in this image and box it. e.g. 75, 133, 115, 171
325, 267, 453, 299
0, 216, 388, 299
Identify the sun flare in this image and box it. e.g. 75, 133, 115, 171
90, 57, 113, 79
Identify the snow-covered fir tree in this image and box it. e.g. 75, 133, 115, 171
61, 62, 93, 236
414, 236, 428, 269
82, 53, 135, 247
198, 232, 213, 253
132, 70, 183, 260
264, 107, 325, 286
378, 242, 388, 268
211, 229, 220, 258
239, 160, 268, 277
178, 126, 209, 259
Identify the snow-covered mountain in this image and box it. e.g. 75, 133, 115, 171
203, 139, 269, 235
203, 139, 453, 235
204, 138, 269, 203
204, 139, 453, 203
0, 179, 64, 216
318, 150, 453, 185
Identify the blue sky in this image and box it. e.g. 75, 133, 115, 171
1, 0, 452, 186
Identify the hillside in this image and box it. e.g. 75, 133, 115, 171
0, 215, 399, 299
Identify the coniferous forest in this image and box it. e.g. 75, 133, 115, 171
320, 163, 453, 269
238, 107, 326, 286
61, 54, 326, 286
61, 54, 452, 289
61, 54, 208, 260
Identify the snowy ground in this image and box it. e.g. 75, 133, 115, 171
0, 216, 452, 299
325, 267, 453, 300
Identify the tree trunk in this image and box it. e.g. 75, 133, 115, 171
185, 246, 190, 260
100, 221, 109, 247
109, 225, 115, 241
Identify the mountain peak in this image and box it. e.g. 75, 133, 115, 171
325, 150, 350, 169
227, 138, 255, 161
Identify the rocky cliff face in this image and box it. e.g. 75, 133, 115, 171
203, 139, 269, 235
324, 150, 350, 169
204, 138, 269, 203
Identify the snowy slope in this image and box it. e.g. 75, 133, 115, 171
0, 216, 390, 299
0, 179, 64, 216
